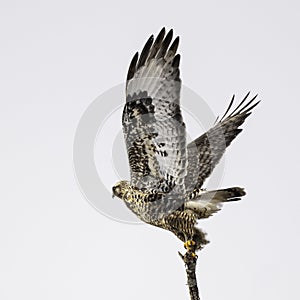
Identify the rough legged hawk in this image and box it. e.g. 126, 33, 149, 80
112, 28, 259, 252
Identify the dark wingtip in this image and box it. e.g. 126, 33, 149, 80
137, 34, 154, 68
148, 28, 166, 60
172, 54, 180, 68
227, 91, 255, 118
220, 94, 235, 122
243, 99, 260, 114
165, 29, 174, 44
157, 29, 174, 59
244, 91, 251, 100
213, 116, 219, 125
127, 51, 139, 81
167, 36, 180, 57
148, 34, 154, 43
251, 94, 259, 102
159, 27, 166, 35
236, 93, 260, 115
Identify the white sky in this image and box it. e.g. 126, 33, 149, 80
1, 1, 299, 299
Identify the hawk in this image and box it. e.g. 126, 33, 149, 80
112, 28, 259, 254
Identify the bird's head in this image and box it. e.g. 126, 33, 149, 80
112, 180, 130, 200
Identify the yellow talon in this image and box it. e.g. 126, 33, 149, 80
191, 252, 198, 258
184, 240, 196, 250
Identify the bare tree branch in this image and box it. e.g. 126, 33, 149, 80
179, 250, 200, 300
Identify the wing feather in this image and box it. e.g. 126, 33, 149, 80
185, 93, 260, 193
123, 28, 187, 201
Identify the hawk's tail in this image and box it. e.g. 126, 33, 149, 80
198, 187, 246, 202
185, 187, 246, 218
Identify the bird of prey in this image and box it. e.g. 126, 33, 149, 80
112, 28, 259, 254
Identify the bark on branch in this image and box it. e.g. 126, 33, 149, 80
179, 251, 200, 300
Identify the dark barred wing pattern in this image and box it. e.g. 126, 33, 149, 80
185, 92, 260, 195
122, 28, 187, 204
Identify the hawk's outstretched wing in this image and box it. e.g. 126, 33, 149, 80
185, 92, 260, 193
122, 28, 187, 196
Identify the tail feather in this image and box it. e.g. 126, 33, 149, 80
185, 187, 246, 219
199, 187, 246, 202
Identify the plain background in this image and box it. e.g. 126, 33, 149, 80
1, 1, 300, 299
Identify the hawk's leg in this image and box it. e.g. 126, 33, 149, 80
163, 211, 209, 253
